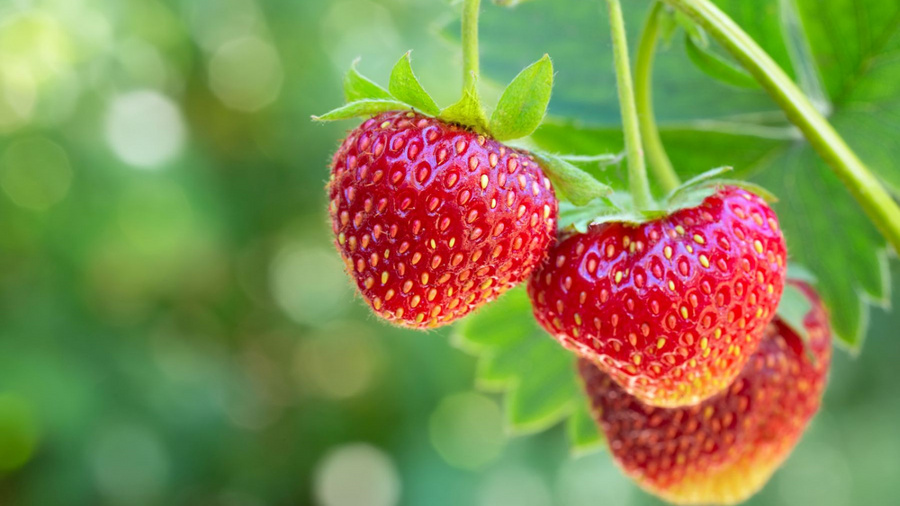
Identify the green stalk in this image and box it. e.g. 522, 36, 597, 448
461, 0, 482, 98
606, 0, 653, 210
635, 2, 680, 193
442, 0, 489, 131
663, 0, 900, 254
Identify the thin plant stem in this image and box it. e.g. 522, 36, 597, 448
461, 0, 482, 97
635, 2, 681, 193
606, 0, 653, 210
664, 0, 900, 254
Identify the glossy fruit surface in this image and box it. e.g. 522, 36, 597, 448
578, 281, 831, 505
530, 186, 787, 407
329, 111, 558, 329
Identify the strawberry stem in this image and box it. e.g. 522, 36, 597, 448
605, 0, 653, 210
664, 0, 900, 255
460, 0, 482, 98
635, 3, 680, 194
441, 0, 490, 133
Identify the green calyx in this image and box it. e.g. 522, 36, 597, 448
313, 52, 555, 143
312, 2, 615, 207
557, 166, 778, 233
777, 282, 813, 344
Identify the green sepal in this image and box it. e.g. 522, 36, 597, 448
558, 198, 631, 233
777, 281, 819, 364
657, 5, 680, 45
777, 282, 813, 343
666, 166, 733, 203
312, 99, 412, 122
684, 33, 758, 89
440, 78, 490, 133
667, 167, 778, 207
389, 52, 442, 116
343, 59, 392, 102
556, 152, 623, 166
556, 166, 780, 234
489, 54, 554, 141
674, 9, 706, 46
787, 264, 818, 284
530, 151, 613, 206
567, 398, 605, 456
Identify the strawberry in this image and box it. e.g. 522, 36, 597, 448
528, 185, 787, 407
577, 280, 831, 505
329, 111, 558, 329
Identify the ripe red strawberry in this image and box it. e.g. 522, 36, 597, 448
578, 280, 831, 505
329, 111, 558, 329
528, 186, 787, 407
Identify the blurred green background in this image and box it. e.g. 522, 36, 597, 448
1, 0, 899, 505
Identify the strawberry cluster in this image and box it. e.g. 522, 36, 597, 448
317, 15, 832, 502
324, 108, 829, 504
578, 281, 831, 505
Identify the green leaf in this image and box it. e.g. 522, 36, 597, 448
684, 32, 759, 89
753, 147, 889, 351
530, 151, 613, 206
312, 99, 412, 122
448, 0, 793, 123
489, 55, 554, 141
388, 52, 441, 116
343, 60, 392, 102
567, 398, 605, 456
777, 282, 814, 343
454, 289, 582, 435
507, 339, 580, 434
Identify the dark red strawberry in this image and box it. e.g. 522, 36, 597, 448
578, 280, 831, 505
529, 186, 787, 407
329, 111, 558, 329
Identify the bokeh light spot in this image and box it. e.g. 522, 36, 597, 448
209, 36, 283, 112
105, 90, 186, 168
117, 38, 171, 90
314, 443, 401, 506
479, 466, 552, 506
182, 0, 264, 52
117, 179, 194, 256
89, 423, 170, 505
269, 244, 349, 326
294, 324, 383, 399
555, 451, 635, 506
0, 70, 37, 130
0, 11, 73, 85
0, 136, 72, 210
429, 392, 505, 470
321, 1, 401, 72
0, 393, 40, 472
